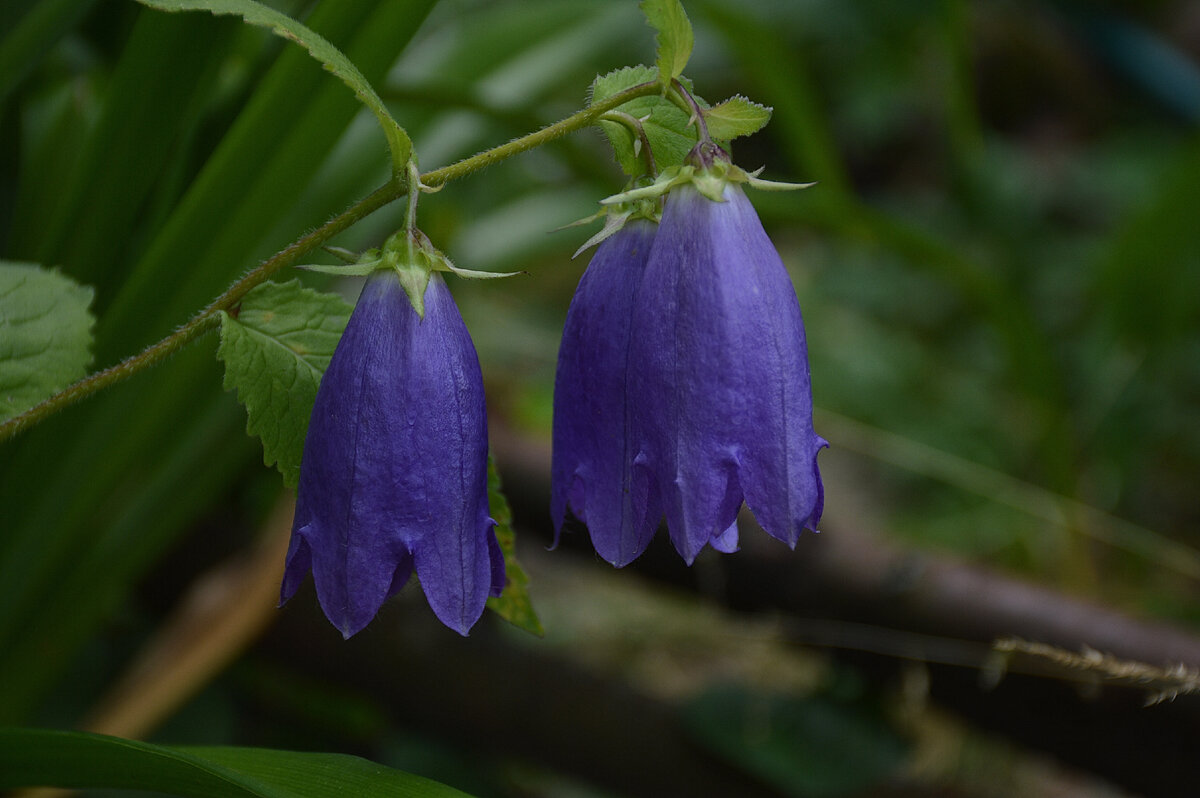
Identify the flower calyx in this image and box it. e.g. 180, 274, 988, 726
299, 230, 520, 319
601, 146, 816, 207
566, 180, 663, 257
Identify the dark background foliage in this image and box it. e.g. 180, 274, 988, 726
3, 0, 1200, 795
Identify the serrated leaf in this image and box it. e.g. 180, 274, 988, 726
217, 280, 351, 487
485, 456, 543, 637
0, 727, 472, 797
640, 0, 693, 86
136, 0, 412, 175
591, 66, 700, 176
704, 95, 772, 141
0, 262, 94, 424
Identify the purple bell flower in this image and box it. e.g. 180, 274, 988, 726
629, 182, 827, 563
552, 220, 663, 566
281, 269, 505, 637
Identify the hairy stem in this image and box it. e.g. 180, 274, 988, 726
0, 81, 660, 444
599, 110, 658, 176
668, 78, 710, 143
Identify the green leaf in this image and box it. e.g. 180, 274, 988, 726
703, 95, 772, 141
640, 0, 693, 87
0, 262, 94, 424
485, 456, 544, 637
135, 0, 413, 175
0, 727, 473, 797
217, 280, 351, 487
591, 66, 699, 176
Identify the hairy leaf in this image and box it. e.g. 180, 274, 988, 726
640, 0, 693, 86
486, 456, 544, 636
0, 728, 471, 798
0, 262, 94, 423
135, 0, 412, 174
217, 280, 351, 487
703, 95, 772, 141
591, 66, 698, 176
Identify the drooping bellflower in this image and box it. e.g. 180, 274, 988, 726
554, 156, 826, 565
281, 268, 505, 637
629, 178, 827, 563
552, 219, 662, 566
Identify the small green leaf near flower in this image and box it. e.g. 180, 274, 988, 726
486, 456, 544, 637
640, 0, 694, 87
704, 95, 773, 141
217, 280, 351, 487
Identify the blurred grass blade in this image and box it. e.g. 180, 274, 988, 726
0, 728, 473, 798
0, 0, 99, 101
137, 0, 413, 174
0, 0, 438, 723
32, 7, 239, 294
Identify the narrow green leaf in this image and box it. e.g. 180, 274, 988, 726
703, 95, 772, 141
640, 0, 693, 86
135, 0, 412, 175
485, 456, 544, 637
0, 262, 94, 423
0, 0, 99, 102
217, 280, 351, 487
0, 728, 473, 798
591, 66, 698, 175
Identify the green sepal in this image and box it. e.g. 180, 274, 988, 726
485, 456, 544, 637
441, 262, 524, 281
376, 229, 520, 318
322, 246, 361, 264
565, 181, 663, 256
394, 257, 432, 319
601, 160, 815, 206
296, 260, 383, 276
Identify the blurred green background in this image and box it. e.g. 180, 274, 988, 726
3, 0, 1200, 796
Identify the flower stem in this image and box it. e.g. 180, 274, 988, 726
669, 78, 710, 143
420, 81, 660, 187
0, 81, 661, 444
600, 110, 659, 176
0, 182, 398, 444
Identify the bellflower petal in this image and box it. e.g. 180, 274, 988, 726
282, 270, 503, 637
630, 183, 827, 564
552, 220, 662, 566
